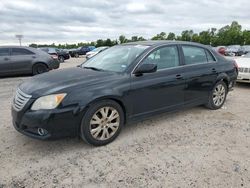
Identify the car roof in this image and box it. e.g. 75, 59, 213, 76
0, 46, 33, 49
122, 40, 210, 48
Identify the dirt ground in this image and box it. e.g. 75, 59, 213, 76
0, 57, 250, 187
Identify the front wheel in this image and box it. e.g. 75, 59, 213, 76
206, 81, 228, 110
80, 100, 124, 146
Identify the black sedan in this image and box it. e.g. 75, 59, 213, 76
12, 41, 238, 146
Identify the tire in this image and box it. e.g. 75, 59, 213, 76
80, 100, 124, 146
58, 56, 64, 63
32, 63, 48, 75
206, 81, 228, 110
75, 53, 79, 58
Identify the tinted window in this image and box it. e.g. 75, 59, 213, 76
206, 50, 216, 62
182, 46, 208, 65
0, 48, 9, 56
143, 46, 179, 70
12, 48, 34, 56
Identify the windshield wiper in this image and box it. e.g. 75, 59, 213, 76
83, 66, 104, 71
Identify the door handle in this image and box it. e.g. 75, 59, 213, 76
4, 57, 9, 61
176, 74, 183, 80
212, 68, 217, 73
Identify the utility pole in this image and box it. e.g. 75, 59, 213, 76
15, 35, 23, 46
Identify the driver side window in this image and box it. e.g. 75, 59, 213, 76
143, 46, 180, 70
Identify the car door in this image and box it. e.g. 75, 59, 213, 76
180, 45, 218, 105
0, 48, 11, 75
10, 48, 35, 73
129, 45, 186, 118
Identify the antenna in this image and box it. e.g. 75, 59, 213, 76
15, 34, 23, 46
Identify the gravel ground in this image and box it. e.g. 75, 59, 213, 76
0, 57, 250, 187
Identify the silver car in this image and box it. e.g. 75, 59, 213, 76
0, 46, 59, 76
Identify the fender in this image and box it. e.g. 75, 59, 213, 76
216, 72, 230, 86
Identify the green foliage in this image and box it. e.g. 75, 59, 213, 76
29, 21, 250, 48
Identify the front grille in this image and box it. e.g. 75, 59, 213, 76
239, 67, 250, 73
13, 88, 32, 111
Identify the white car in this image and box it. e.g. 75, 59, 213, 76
235, 53, 250, 83
86, 46, 109, 59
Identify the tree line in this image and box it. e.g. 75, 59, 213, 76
29, 21, 250, 49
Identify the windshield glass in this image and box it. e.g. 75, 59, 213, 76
82, 45, 149, 72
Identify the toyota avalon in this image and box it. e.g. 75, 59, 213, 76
12, 41, 238, 146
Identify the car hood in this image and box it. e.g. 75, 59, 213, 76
234, 57, 250, 68
19, 67, 121, 97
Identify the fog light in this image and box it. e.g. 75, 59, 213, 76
37, 128, 48, 136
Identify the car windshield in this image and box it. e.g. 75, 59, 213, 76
82, 45, 149, 72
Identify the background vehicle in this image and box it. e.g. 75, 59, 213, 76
12, 41, 238, 146
225, 45, 244, 56
0, 46, 59, 76
241, 45, 250, 54
40, 48, 70, 63
69, 46, 95, 57
234, 53, 250, 83
86, 46, 109, 59
213, 46, 226, 56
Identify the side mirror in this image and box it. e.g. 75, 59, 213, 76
134, 64, 157, 75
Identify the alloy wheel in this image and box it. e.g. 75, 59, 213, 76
89, 106, 120, 141
213, 84, 226, 107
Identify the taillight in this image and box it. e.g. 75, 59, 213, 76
51, 54, 58, 60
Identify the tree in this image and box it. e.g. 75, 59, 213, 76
166, 32, 175, 40
119, 35, 127, 44
181, 30, 193, 41
151, 32, 166, 40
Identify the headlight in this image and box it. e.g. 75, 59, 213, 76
31, 93, 67, 110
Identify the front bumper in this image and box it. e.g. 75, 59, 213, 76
237, 73, 250, 83
12, 104, 83, 140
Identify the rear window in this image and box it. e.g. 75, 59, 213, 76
182, 46, 215, 65
12, 48, 34, 56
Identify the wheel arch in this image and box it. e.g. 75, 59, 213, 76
32, 62, 49, 69
216, 73, 230, 88
83, 96, 127, 123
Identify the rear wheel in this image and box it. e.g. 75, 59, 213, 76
80, 100, 124, 146
75, 53, 79, 58
32, 63, 48, 75
58, 56, 64, 63
206, 81, 228, 110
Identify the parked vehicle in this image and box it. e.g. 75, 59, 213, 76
225, 45, 244, 56
241, 45, 250, 54
0, 46, 59, 76
39, 47, 58, 60
234, 53, 250, 83
213, 46, 226, 56
40, 48, 70, 63
86, 46, 109, 59
12, 41, 238, 146
69, 46, 95, 57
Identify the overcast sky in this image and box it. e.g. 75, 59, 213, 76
0, 0, 250, 45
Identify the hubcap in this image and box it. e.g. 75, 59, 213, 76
90, 107, 120, 141
37, 66, 45, 74
213, 84, 226, 106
